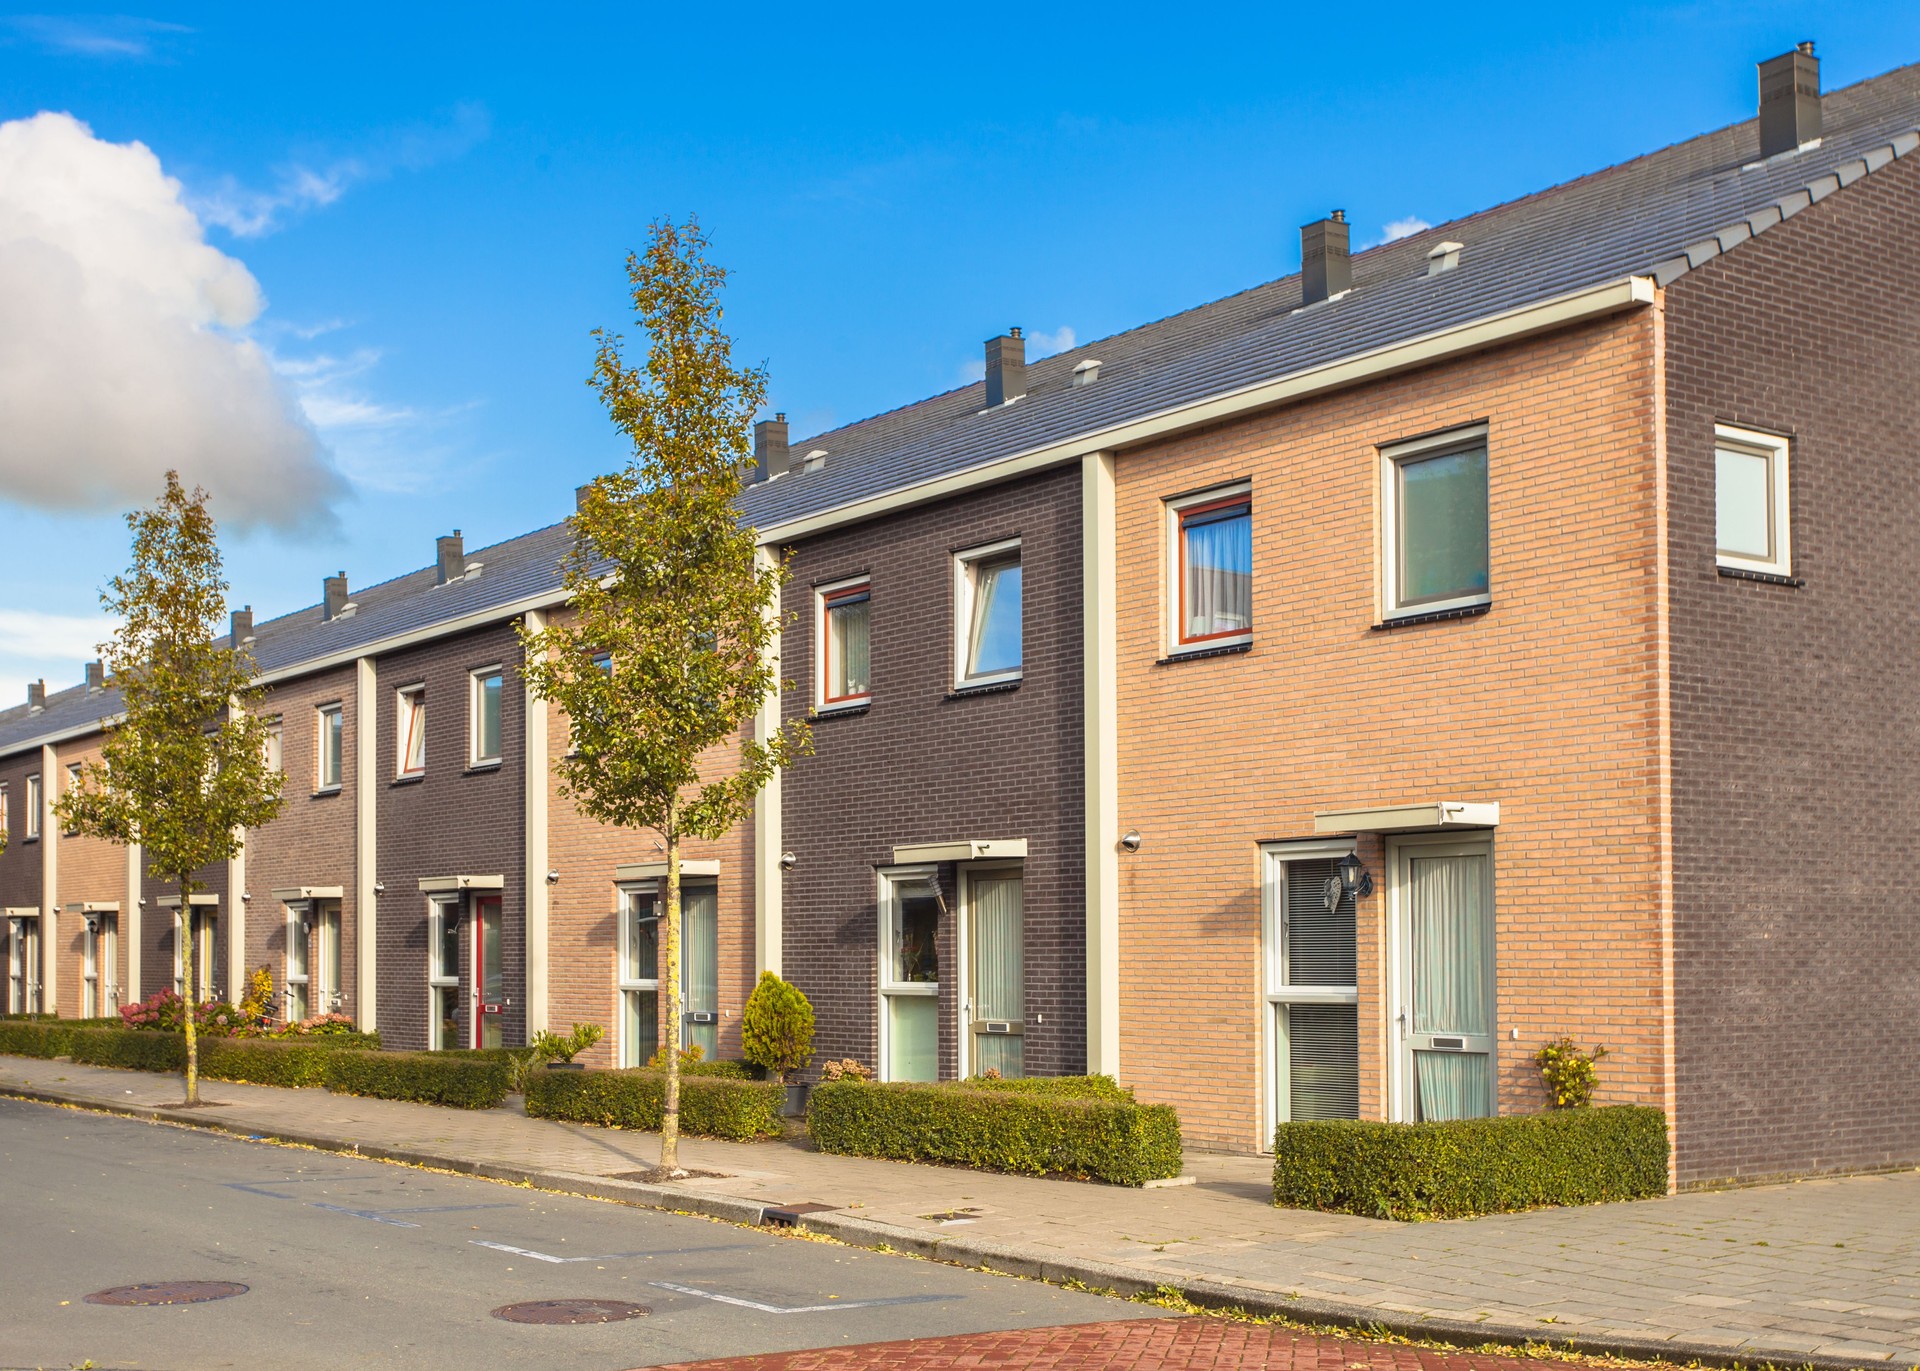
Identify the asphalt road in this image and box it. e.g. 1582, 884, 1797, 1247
0, 1098, 1147, 1371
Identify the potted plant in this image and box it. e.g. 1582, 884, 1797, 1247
531, 1022, 604, 1072
740, 971, 816, 1115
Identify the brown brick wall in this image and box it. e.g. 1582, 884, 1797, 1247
52, 736, 130, 1016
1665, 156, 1920, 1185
777, 465, 1087, 1081
140, 863, 230, 1001
1114, 312, 1667, 1151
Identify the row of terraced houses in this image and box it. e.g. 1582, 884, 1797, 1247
4, 47, 1918, 1189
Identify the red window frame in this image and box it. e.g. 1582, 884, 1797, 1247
1176, 494, 1253, 646
821, 582, 872, 705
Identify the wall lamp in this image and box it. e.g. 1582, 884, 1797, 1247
546, 869, 560, 884
240, 891, 252, 903
1119, 830, 1142, 853
778, 851, 798, 870
372, 880, 386, 895
1336, 850, 1374, 901
84, 914, 100, 935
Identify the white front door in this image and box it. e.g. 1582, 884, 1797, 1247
961, 867, 1024, 1079
1391, 838, 1496, 1122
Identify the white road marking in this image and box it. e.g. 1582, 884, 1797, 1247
468, 1239, 752, 1263
647, 1281, 952, 1314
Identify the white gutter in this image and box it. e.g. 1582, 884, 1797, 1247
757, 275, 1655, 545
253, 587, 572, 688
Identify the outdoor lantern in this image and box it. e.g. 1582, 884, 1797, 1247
1336, 850, 1374, 900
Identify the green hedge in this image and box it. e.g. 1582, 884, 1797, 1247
200, 1037, 374, 1089
807, 1080, 1183, 1185
524, 1068, 784, 1140
957, 1073, 1130, 1100
321, 1049, 511, 1109
0, 1019, 76, 1057
68, 1027, 188, 1072
1272, 1106, 1670, 1220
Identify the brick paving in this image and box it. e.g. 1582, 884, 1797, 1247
7, 1057, 1920, 1367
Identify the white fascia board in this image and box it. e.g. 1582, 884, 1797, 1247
615, 859, 721, 882
1313, 802, 1500, 835
417, 874, 505, 893
890, 839, 1029, 865
254, 588, 572, 689
757, 277, 1654, 545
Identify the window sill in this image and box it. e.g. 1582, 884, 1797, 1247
390, 772, 427, 787
946, 677, 1022, 700
1372, 602, 1492, 631
312, 785, 343, 799
1718, 565, 1803, 588
20, 836, 37, 845
1157, 641, 1253, 665
813, 701, 871, 720
464, 760, 504, 775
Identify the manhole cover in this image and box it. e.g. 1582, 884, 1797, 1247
85, 1281, 249, 1306
491, 1299, 650, 1325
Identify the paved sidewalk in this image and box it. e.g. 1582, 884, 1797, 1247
7, 1056, 1919, 1369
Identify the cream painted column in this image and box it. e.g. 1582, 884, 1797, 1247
522, 609, 550, 1036
226, 842, 245, 999
125, 840, 143, 1003
40, 743, 58, 1014
355, 656, 378, 1031
752, 545, 783, 977
1081, 452, 1120, 1077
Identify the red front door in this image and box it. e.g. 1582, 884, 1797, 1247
472, 896, 504, 1049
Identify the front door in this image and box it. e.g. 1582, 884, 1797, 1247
82, 914, 117, 1018
472, 895, 504, 1048
1393, 840, 1495, 1121
964, 869, 1024, 1078
9, 918, 40, 1014
680, 883, 719, 1061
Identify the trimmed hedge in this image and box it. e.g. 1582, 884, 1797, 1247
524, 1067, 784, 1140
807, 1080, 1183, 1185
0, 1019, 81, 1057
1272, 1106, 1670, 1220
201, 1037, 374, 1089
958, 1073, 1129, 1100
68, 1027, 187, 1072
321, 1049, 511, 1109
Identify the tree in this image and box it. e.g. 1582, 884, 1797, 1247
59, 472, 285, 1104
520, 218, 810, 1173
741, 971, 816, 1083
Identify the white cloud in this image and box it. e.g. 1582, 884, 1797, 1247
0, 607, 119, 707
1382, 216, 1432, 243
0, 112, 348, 532
1025, 325, 1076, 358
2, 15, 189, 60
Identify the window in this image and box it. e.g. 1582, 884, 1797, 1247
263, 718, 283, 774
614, 881, 719, 1065
0, 783, 8, 842
1715, 424, 1792, 576
878, 868, 942, 1082
82, 913, 115, 1017
1262, 846, 1361, 1134
24, 774, 39, 840
954, 540, 1022, 687
174, 908, 218, 1001
470, 667, 503, 766
1169, 485, 1252, 650
316, 704, 343, 790
397, 687, 426, 777
62, 764, 81, 834
1381, 425, 1490, 618
286, 906, 310, 1024
428, 896, 461, 1050
8, 915, 40, 1013
618, 885, 661, 1067
316, 902, 342, 1013
819, 579, 871, 708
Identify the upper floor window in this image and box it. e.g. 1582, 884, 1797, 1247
25, 773, 40, 840
1381, 424, 1490, 618
1169, 485, 1252, 651
1715, 424, 1792, 577
0, 782, 8, 841
63, 763, 81, 834
818, 578, 871, 709
397, 686, 427, 777
317, 703, 343, 790
954, 539, 1022, 688
470, 667, 503, 766
263, 718, 283, 774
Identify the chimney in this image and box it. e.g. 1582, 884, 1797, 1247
26, 679, 45, 712
85, 661, 104, 692
1758, 43, 1821, 158
323, 571, 349, 622
754, 413, 790, 482
1302, 211, 1351, 306
229, 605, 253, 646
985, 328, 1026, 407
575, 484, 593, 511
437, 530, 465, 585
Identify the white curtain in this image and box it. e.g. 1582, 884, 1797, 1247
830, 599, 870, 697
1184, 512, 1252, 638
1416, 1051, 1491, 1121
971, 874, 1024, 1077
1410, 855, 1489, 1036
682, 885, 719, 1059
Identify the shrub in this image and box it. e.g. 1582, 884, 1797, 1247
279, 1013, 375, 1043
0, 1018, 77, 1057
817, 1057, 871, 1082
69, 1027, 188, 1072
238, 965, 277, 1029
525, 1067, 784, 1140
1536, 1037, 1609, 1108
807, 1079, 1183, 1185
740, 971, 814, 1081
530, 1022, 604, 1064
959, 1073, 1130, 1099
322, 1050, 511, 1109
119, 990, 255, 1036
200, 1037, 348, 1088
1271, 1106, 1669, 1220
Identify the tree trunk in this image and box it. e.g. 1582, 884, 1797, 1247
179, 876, 199, 1106
661, 825, 683, 1174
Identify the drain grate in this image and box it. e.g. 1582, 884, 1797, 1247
764, 1202, 839, 1227
491, 1299, 650, 1325
86, 1281, 249, 1307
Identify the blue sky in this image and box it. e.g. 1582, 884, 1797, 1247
0, 1, 1916, 699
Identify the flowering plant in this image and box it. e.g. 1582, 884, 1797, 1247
280, 1012, 361, 1037
817, 1057, 872, 1082
118, 989, 253, 1036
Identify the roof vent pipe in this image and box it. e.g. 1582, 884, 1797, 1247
229, 606, 253, 645
436, 531, 465, 585
753, 413, 790, 482
1758, 42, 1821, 158
985, 328, 1025, 408
85, 661, 104, 692
322, 572, 349, 622
1301, 211, 1351, 306
27, 679, 45, 712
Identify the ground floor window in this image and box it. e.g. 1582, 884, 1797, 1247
1264, 845, 1361, 1130
618, 884, 660, 1067
286, 906, 311, 1024
316, 901, 342, 1014
9, 916, 41, 1014
82, 912, 117, 1018
618, 880, 719, 1066
174, 908, 219, 1002
879, 868, 941, 1082
1393, 838, 1495, 1122
429, 896, 461, 1049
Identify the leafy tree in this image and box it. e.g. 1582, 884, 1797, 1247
520, 218, 810, 1173
59, 472, 285, 1104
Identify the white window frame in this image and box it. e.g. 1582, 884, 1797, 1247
1379, 423, 1492, 620
1714, 423, 1793, 576
876, 864, 941, 1082
62, 763, 81, 835
25, 773, 40, 840
396, 685, 427, 777
1166, 481, 1254, 655
427, 894, 461, 1050
263, 717, 283, 775
616, 881, 663, 1068
0, 782, 8, 842
173, 907, 218, 1002
285, 903, 311, 1023
316, 703, 344, 791
469, 666, 504, 767
82, 913, 115, 1017
315, 901, 342, 1013
1385, 831, 1497, 1123
815, 574, 873, 712
1259, 839, 1361, 1146
953, 860, 1024, 1081
952, 538, 1023, 689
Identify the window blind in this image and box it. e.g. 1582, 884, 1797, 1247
1284, 859, 1356, 987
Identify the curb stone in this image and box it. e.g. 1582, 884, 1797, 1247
0, 1083, 1884, 1371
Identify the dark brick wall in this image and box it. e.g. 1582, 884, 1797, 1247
139, 863, 229, 1001
0, 749, 42, 911
372, 622, 526, 1051
778, 464, 1086, 1080
1666, 156, 1920, 1185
